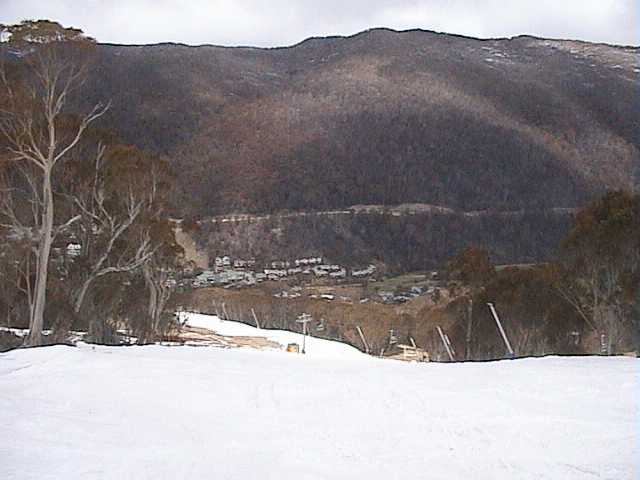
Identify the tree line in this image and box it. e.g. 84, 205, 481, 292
446, 191, 639, 357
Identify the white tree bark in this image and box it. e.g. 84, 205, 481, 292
142, 261, 173, 342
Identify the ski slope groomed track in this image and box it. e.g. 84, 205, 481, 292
1, 314, 638, 480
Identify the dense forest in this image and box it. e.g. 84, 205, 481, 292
71, 29, 640, 216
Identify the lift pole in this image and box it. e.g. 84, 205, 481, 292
296, 313, 312, 354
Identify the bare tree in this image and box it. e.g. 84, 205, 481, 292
63, 140, 179, 343
69, 146, 154, 315
138, 178, 183, 343
0, 21, 108, 345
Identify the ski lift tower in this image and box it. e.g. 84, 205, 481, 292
296, 313, 313, 354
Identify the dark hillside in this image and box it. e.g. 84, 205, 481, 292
74, 29, 638, 216
193, 208, 575, 273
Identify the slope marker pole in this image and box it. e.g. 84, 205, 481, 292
251, 308, 261, 329
487, 302, 515, 358
356, 325, 370, 354
437, 326, 455, 361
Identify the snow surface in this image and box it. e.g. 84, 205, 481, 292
1, 327, 638, 479
182, 312, 366, 359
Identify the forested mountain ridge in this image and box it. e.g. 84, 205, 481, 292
78, 28, 639, 216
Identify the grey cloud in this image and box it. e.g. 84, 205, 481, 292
0, 0, 637, 47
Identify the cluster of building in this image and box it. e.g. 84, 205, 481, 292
190, 255, 377, 288
378, 285, 441, 304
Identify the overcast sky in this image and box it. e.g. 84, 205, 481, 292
1, 0, 637, 47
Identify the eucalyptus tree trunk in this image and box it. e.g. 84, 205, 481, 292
143, 262, 172, 343
25, 169, 54, 346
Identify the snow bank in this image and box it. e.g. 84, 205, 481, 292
0, 344, 638, 479
182, 312, 367, 360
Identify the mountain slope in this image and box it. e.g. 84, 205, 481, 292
83, 29, 639, 215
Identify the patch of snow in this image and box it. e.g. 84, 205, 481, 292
0, 327, 28, 337
181, 312, 366, 359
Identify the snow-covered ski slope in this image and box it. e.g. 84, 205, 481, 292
1, 323, 638, 479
